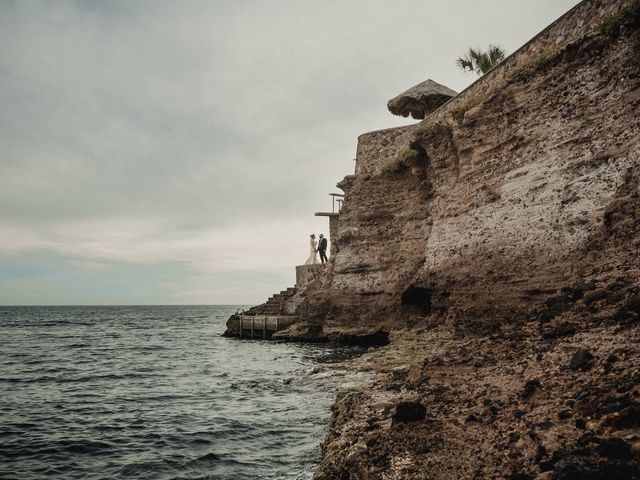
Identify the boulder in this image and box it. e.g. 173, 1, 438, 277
393, 400, 426, 422
569, 349, 594, 371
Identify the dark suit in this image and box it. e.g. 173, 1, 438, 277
318, 237, 328, 263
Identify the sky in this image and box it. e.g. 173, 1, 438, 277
0, 0, 581, 305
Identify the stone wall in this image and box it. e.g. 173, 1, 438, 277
354, 124, 416, 176
295, 264, 323, 288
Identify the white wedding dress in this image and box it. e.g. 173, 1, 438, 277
304, 238, 318, 265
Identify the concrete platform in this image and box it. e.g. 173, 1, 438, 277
236, 315, 299, 339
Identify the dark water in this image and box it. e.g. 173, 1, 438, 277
0, 305, 354, 480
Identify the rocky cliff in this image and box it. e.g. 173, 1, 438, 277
309, 1, 640, 477
298, 0, 640, 339
232, 0, 640, 477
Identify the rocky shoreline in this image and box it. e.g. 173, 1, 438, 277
313, 292, 640, 479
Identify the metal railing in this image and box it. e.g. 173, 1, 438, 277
329, 193, 344, 213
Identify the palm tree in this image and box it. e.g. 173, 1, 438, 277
456, 45, 506, 76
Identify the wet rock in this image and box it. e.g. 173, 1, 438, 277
549, 454, 640, 480
413, 442, 428, 454
393, 400, 426, 423
536, 419, 554, 430
392, 365, 410, 380
575, 387, 595, 401
607, 279, 628, 291
535, 445, 549, 464
551, 454, 598, 479
329, 330, 390, 347
549, 449, 640, 479
539, 295, 572, 322
569, 349, 594, 371
598, 438, 632, 460
564, 280, 597, 300
625, 294, 640, 314
558, 409, 572, 420
582, 289, 608, 305
617, 405, 640, 428
505, 329, 529, 341
365, 418, 380, 431
604, 355, 618, 372
576, 396, 600, 416
522, 379, 542, 399
543, 322, 577, 339
509, 473, 534, 480
613, 306, 638, 323
607, 289, 627, 304
605, 353, 620, 364
577, 432, 599, 447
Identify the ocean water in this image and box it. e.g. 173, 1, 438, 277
0, 305, 356, 480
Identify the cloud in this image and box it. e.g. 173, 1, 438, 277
0, 0, 581, 304
0, 215, 329, 272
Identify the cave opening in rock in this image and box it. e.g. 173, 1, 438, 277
401, 285, 432, 314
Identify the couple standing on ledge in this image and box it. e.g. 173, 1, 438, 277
304, 234, 328, 265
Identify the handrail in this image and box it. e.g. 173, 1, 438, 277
330, 193, 344, 212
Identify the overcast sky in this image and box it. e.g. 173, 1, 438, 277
0, 0, 580, 305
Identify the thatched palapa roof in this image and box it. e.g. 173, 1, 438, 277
387, 79, 457, 120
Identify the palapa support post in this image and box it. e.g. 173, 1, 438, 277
239, 316, 242, 339
263, 317, 266, 339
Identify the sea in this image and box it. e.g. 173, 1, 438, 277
0, 305, 362, 480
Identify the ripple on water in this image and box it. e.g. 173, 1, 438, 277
0, 305, 360, 480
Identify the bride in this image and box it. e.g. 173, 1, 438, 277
304, 234, 318, 265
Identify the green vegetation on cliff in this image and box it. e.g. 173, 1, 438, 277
381, 148, 424, 175
598, 0, 640, 36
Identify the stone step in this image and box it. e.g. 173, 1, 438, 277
246, 286, 297, 316
254, 310, 281, 315
254, 303, 279, 309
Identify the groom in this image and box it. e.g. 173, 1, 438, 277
318, 233, 328, 264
